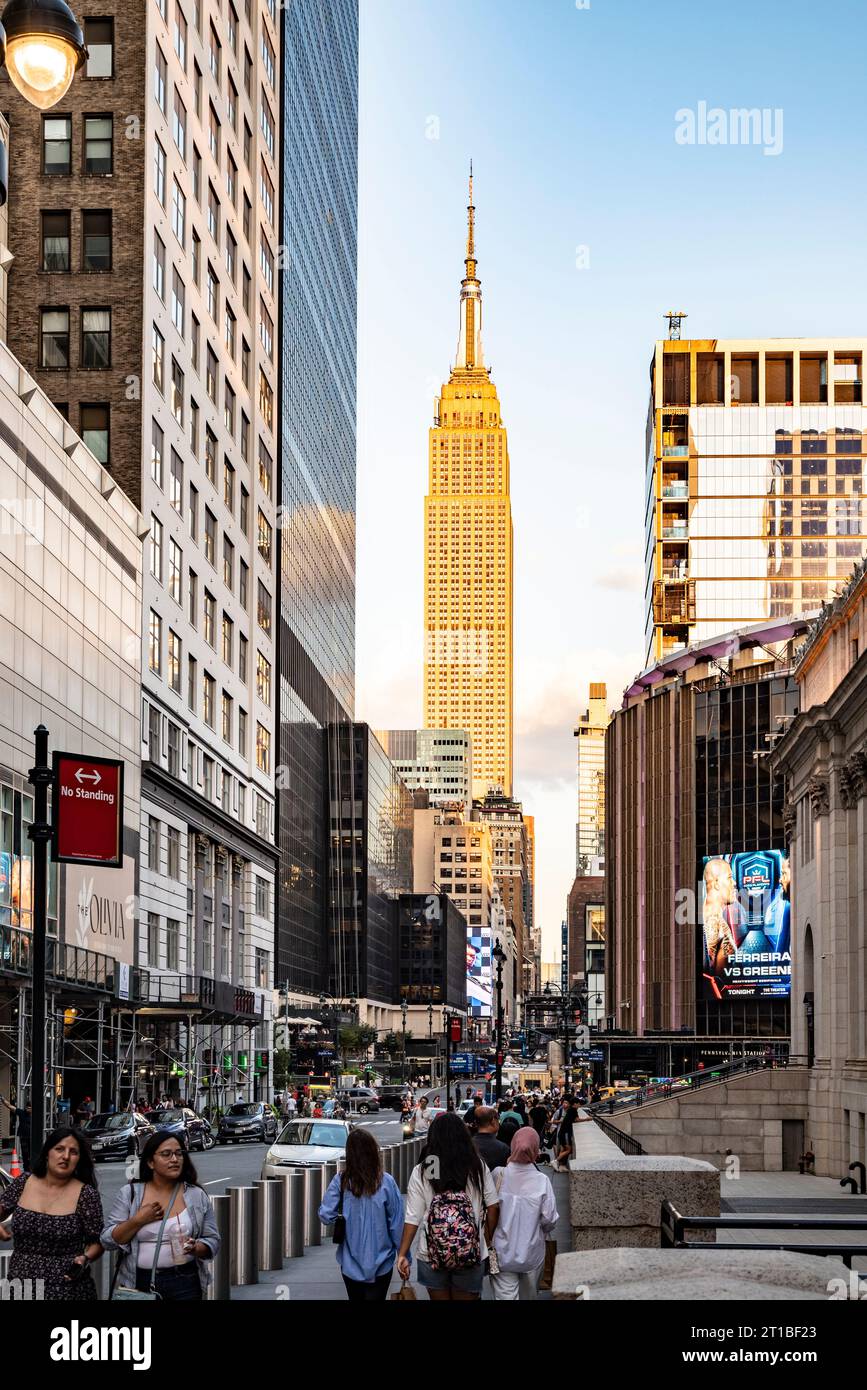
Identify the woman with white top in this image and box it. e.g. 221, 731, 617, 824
102, 1131, 220, 1300
489, 1126, 559, 1301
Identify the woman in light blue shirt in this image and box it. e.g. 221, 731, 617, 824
318, 1128, 403, 1300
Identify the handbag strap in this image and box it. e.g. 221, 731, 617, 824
148, 1183, 183, 1293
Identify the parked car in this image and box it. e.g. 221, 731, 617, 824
377, 1085, 413, 1112
341, 1086, 380, 1114
261, 1118, 353, 1177
218, 1101, 279, 1145
145, 1107, 215, 1152
0, 1164, 11, 1193
84, 1111, 154, 1161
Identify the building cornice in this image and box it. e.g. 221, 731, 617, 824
142, 762, 278, 869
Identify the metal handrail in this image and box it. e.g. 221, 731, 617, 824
588, 1055, 786, 1115
592, 1114, 645, 1155
661, 1199, 867, 1269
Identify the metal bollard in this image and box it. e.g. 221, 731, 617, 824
255, 1178, 284, 1272
205, 1193, 231, 1301
276, 1170, 306, 1258
96, 1251, 112, 1301
305, 1164, 325, 1247
382, 1145, 394, 1178
321, 1160, 339, 1237
398, 1138, 409, 1193
228, 1185, 258, 1286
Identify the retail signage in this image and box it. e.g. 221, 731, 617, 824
53, 753, 124, 866
700, 851, 791, 1001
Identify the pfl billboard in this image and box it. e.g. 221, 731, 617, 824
700, 851, 791, 1001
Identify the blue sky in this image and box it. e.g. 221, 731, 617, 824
354, 0, 867, 960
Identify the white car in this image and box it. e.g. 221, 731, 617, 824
261, 1118, 354, 1178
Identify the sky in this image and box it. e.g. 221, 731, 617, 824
353, 0, 867, 962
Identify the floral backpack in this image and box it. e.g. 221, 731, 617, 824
426, 1189, 481, 1271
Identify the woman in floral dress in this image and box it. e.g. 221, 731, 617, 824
0, 1127, 104, 1300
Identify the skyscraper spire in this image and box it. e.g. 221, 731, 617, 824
456, 163, 485, 374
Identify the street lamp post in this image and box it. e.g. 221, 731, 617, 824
492, 939, 506, 1103
400, 998, 408, 1084
319, 990, 356, 1086
0, 0, 86, 111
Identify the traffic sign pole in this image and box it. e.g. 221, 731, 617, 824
28, 725, 54, 1159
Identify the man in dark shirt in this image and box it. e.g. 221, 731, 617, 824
1, 1094, 31, 1169
463, 1094, 484, 1134
472, 1107, 511, 1171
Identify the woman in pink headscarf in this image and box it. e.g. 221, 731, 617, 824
488, 1125, 559, 1301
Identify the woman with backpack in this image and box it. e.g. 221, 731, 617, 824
397, 1111, 499, 1301
318, 1128, 403, 1301
489, 1126, 559, 1300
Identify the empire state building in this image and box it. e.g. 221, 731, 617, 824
424, 172, 514, 799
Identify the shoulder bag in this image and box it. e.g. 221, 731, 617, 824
110, 1182, 182, 1301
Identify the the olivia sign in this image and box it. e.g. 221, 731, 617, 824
52, 753, 124, 867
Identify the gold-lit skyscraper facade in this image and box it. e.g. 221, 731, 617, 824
424, 174, 514, 798
646, 336, 867, 666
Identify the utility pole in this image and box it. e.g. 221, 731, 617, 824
493, 939, 506, 1103
28, 726, 53, 1157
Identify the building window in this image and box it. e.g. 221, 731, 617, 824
226, 229, 237, 283
255, 793, 270, 839
225, 306, 236, 358
84, 115, 113, 173
261, 29, 275, 88
203, 590, 215, 645
221, 612, 233, 666
187, 655, 197, 712
224, 383, 235, 435
40, 308, 69, 368
190, 314, 200, 371
238, 708, 247, 757
256, 651, 271, 706
153, 41, 167, 111
168, 629, 182, 692
149, 609, 162, 674
222, 535, 234, 590
81, 308, 111, 368
258, 440, 273, 499
258, 370, 273, 429
256, 723, 270, 774
259, 230, 274, 293
221, 690, 232, 743
206, 263, 218, 320
41, 211, 70, 270
257, 581, 271, 635
191, 229, 200, 285
172, 91, 187, 159
168, 183, 185, 252
239, 559, 248, 611
188, 569, 197, 627
148, 704, 161, 762
260, 160, 274, 224
151, 420, 164, 488
84, 18, 113, 77
205, 426, 217, 484
240, 409, 250, 457
173, 5, 187, 68
206, 346, 218, 402
169, 538, 182, 602
147, 912, 160, 968
227, 76, 238, 131
153, 138, 166, 204
188, 482, 198, 541
259, 300, 273, 359
223, 460, 235, 512
238, 634, 247, 683
257, 509, 272, 565
152, 324, 165, 391
207, 181, 219, 240
80, 404, 109, 463
149, 513, 163, 580
171, 358, 184, 424
167, 721, 181, 778
165, 918, 179, 971
255, 877, 269, 917
208, 22, 221, 80
169, 449, 182, 514
260, 90, 274, 156
171, 267, 185, 334
204, 509, 216, 567
153, 232, 165, 299
203, 673, 215, 727
226, 151, 237, 205
82, 210, 111, 269
43, 116, 71, 174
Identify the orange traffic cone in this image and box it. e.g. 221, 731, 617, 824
9, 1145, 21, 1178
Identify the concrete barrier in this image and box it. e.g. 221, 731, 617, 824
551, 1247, 850, 1300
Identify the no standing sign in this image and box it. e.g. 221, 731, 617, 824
52, 752, 124, 867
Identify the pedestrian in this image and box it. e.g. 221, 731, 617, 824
410, 1095, 431, 1136
463, 1095, 484, 1134
455, 1085, 462, 1105
102, 1131, 220, 1300
497, 1099, 525, 1129
318, 1128, 403, 1301
0, 1093, 32, 1170
497, 1115, 522, 1147
0, 1127, 104, 1300
285, 1092, 297, 1118
472, 1107, 511, 1172
489, 1127, 559, 1301
397, 1112, 500, 1302
552, 1098, 580, 1172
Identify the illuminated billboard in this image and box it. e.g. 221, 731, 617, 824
467, 926, 493, 1016
700, 851, 791, 1001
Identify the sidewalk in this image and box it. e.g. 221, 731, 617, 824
234, 1165, 573, 1302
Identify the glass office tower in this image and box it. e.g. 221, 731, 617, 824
278, 0, 358, 994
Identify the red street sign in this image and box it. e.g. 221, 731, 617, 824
52, 753, 124, 867
449, 1017, 463, 1044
